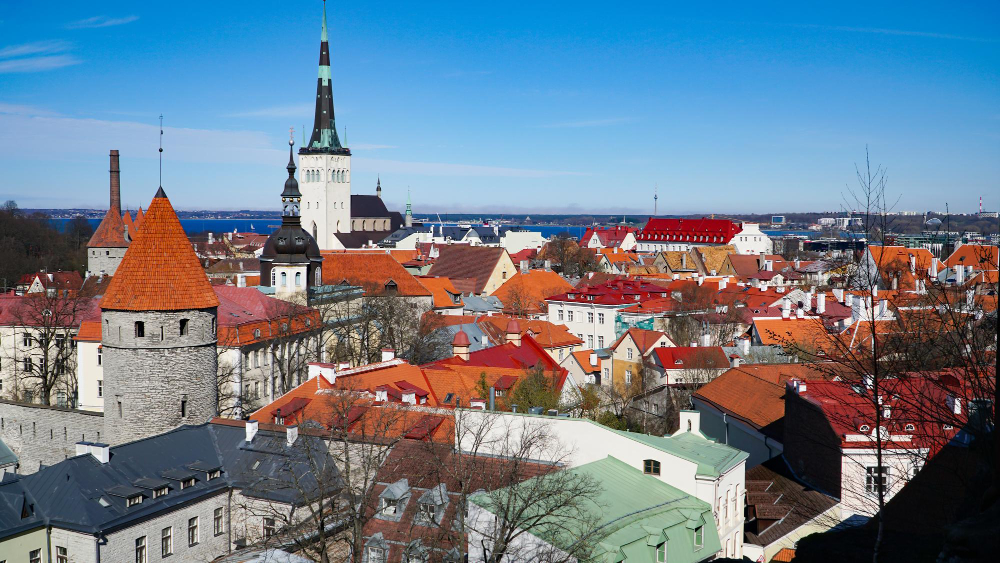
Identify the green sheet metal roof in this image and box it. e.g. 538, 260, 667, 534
614, 429, 748, 478
0, 439, 16, 467
472, 456, 721, 562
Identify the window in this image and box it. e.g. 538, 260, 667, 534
134, 321, 144, 337
656, 542, 666, 562
263, 517, 276, 538
127, 495, 143, 507
315, 267, 322, 286
598, 312, 605, 324
694, 526, 704, 549
208, 469, 221, 481
367, 547, 386, 563
598, 336, 604, 348
97, 349, 102, 366
295, 272, 302, 286
419, 502, 435, 522
154, 486, 168, 498
587, 335, 594, 348
187, 516, 199, 546
866, 466, 888, 495
567, 311, 574, 322
627, 347, 634, 360
557, 309, 564, 321
588, 312, 594, 323
643, 459, 661, 475
161, 527, 172, 556
180, 319, 189, 336
22, 333, 31, 347
271, 270, 276, 286
625, 370, 633, 384
135, 536, 147, 563
29, 550, 41, 563
280, 272, 287, 287
23, 358, 32, 372
214, 507, 224, 535
381, 498, 399, 515
56, 547, 68, 563
603, 367, 609, 381
180, 399, 187, 418
181, 478, 195, 489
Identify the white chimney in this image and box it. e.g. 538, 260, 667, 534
286, 425, 299, 446
246, 420, 259, 442
697, 275, 704, 286
381, 348, 395, 362
805, 292, 813, 312
690, 340, 698, 348
832, 288, 844, 304
730, 355, 741, 368
817, 293, 826, 314
701, 332, 711, 347
796, 307, 805, 319
672, 273, 680, 280
589, 352, 598, 365
520, 260, 529, 273
781, 298, 791, 319
740, 337, 750, 355
75, 441, 90, 456
719, 277, 727, 290
909, 255, 916, 273
237, 274, 246, 287
955, 265, 965, 285
89, 443, 110, 464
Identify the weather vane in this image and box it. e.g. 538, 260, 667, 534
158, 114, 164, 188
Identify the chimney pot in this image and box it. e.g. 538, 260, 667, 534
245, 420, 259, 442
286, 425, 299, 446
109, 150, 121, 214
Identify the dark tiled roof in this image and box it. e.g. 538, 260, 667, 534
744, 456, 838, 547
428, 246, 507, 295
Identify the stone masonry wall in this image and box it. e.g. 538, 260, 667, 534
102, 309, 218, 446
87, 246, 127, 277
0, 400, 104, 473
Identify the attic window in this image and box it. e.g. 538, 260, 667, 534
207, 469, 221, 481
254, 329, 261, 338
127, 495, 143, 507
859, 424, 871, 433
134, 321, 145, 338
154, 487, 169, 498
444, 393, 454, 404
905, 423, 915, 431
643, 459, 661, 476
181, 478, 195, 489
179, 319, 189, 336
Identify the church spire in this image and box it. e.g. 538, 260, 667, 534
282, 130, 302, 224
306, 0, 343, 151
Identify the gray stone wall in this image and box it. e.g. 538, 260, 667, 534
102, 308, 218, 446
87, 246, 128, 277
101, 490, 231, 563
0, 400, 104, 473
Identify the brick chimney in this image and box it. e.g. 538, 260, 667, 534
109, 150, 121, 214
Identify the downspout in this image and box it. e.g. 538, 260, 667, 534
46, 523, 51, 563
723, 412, 729, 445
227, 488, 233, 555
235, 326, 244, 418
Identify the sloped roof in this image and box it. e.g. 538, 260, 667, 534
569, 350, 600, 373
745, 457, 838, 548
321, 251, 431, 297
87, 207, 129, 248
651, 346, 728, 371
694, 245, 736, 274
100, 189, 219, 311
612, 328, 673, 354
477, 315, 583, 349
639, 217, 742, 244
944, 244, 998, 271
417, 276, 464, 309
214, 286, 319, 347
490, 269, 573, 315
427, 246, 508, 295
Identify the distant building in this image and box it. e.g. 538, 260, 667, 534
637, 218, 771, 255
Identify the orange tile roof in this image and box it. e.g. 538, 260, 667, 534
772, 548, 796, 562
478, 315, 583, 349
570, 350, 599, 372
598, 248, 639, 264
74, 320, 102, 342
753, 318, 836, 349
944, 244, 998, 271
612, 327, 671, 354
321, 251, 432, 297
490, 269, 573, 314
418, 276, 464, 309
87, 207, 129, 248
100, 189, 220, 311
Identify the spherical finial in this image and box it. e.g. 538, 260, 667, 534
289, 126, 295, 147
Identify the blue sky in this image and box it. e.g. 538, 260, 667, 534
1, 1, 997, 215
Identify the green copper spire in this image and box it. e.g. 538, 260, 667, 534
321, 0, 328, 42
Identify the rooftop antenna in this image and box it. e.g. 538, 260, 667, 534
158, 114, 164, 187
654, 183, 658, 216
344, 125, 348, 147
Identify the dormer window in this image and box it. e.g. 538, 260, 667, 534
418, 502, 435, 521
127, 495, 143, 507
643, 459, 661, 476
207, 469, 221, 481
381, 498, 399, 516
154, 487, 169, 498
181, 478, 195, 489
904, 423, 915, 432
859, 424, 871, 433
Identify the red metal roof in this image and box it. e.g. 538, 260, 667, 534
638, 217, 742, 244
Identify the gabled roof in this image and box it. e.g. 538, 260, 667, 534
639, 217, 742, 244
87, 208, 129, 248
568, 350, 600, 373
490, 269, 573, 315
944, 244, 998, 271
417, 276, 464, 309
694, 245, 736, 274
214, 286, 319, 347
477, 315, 583, 349
320, 251, 431, 297
611, 328, 673, 354
100, 189, 219, 311
744, 457, 839, 547
427, 246, 509, 295
651, 346, 728, 371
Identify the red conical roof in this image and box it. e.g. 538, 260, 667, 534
101, 188, 219, 311
452, 330, 470, 346
88, 207, 129, 248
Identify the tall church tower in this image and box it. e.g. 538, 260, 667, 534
299, 0, 351, 250
99, 187, 220, 445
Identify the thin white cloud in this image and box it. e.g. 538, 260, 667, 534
0, 102, 60, 116
67, 15, 139, 29
540, 117, 635, 128
0, 41, 79, 74
228, 103, 314, 118
795, 23, 997, 43
354, 157, 585, 178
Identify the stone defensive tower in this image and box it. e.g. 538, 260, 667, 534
86, 150, 130, 276
98, 187, 220, 445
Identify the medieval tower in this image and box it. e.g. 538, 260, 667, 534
98, 187, 220, 445
299, 0, 352, 250
86, 150, 130, 276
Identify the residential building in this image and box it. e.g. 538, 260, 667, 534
457, 409, 748, 559
469, 456, 722, 562
427, 245, 517, 295
607, 328, 675, 388
320, 251, 433, 308
15, 271, 84, 297
418, 276, 465, 315
546, 279, 671, 351
0, 420, 341, 563
636, 218, 743, 253
489, 267, 573, 319
579, 225, 638, 251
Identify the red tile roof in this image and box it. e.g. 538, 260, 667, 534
100, 189, 219, 311
639, 217, 742, 244
87, 207, 129, 248
581, 225, 637, 247
651, 346, 728, 370
214, 285, 319, 347
417, 276, 464, 309
547, 278, 671, 306
321, 251, 432, 297
944, 244, 998, 271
